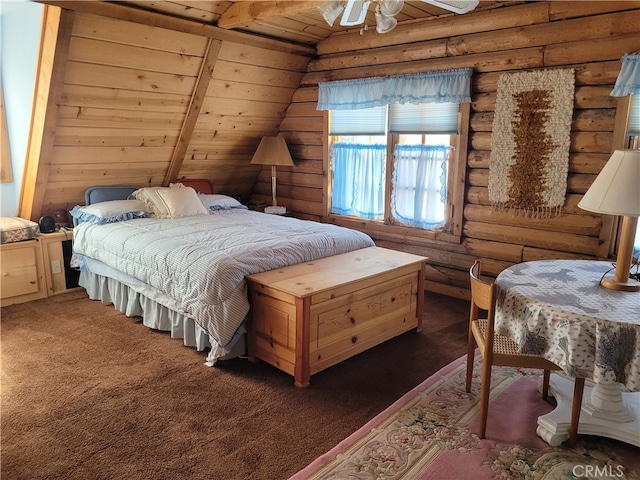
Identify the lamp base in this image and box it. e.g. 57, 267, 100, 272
600, 275, 640, 292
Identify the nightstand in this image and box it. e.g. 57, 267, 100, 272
0, 239, 47, 306
39, 229, 80, 296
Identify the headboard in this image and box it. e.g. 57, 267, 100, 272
84, 186, 138, 205
176, 178, 214, 195
84, 180, 214, 205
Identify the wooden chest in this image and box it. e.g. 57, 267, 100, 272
246, 247, 426, 387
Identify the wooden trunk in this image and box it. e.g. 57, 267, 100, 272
246, 247, 426, 387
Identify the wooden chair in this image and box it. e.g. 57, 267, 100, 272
465, 260, 585, 445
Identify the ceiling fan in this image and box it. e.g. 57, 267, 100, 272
318, 0, 479, 34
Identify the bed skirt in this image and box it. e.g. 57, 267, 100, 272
79, 271, 246, 365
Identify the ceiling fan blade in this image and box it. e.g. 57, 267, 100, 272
420, 0, 479, 14
340, 0, 371, 26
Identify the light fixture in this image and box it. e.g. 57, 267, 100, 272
318, 0, 479, 34
578, 149, 640, 292
318, 0, 403, 34
250, 136, 294, 207
375, 9, 397, 33
318, 1, 345, 27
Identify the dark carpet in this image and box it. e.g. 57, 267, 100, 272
1, 289, 469, 480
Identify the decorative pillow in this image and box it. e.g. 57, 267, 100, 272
131, 186, 172, 218
70, 199, 151, 225
198, 193, 244, 210
154, 186, 209, 218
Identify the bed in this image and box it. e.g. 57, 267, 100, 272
71, 181, 375, 365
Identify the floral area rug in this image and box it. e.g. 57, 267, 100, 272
290, 354, 640, 480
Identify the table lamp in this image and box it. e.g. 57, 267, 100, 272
250, 136, 294, 207
578, 149, 640, 292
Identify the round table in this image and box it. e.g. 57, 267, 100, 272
494, 259, 640, 446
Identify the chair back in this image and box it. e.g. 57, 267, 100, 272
469, 260, 496, 313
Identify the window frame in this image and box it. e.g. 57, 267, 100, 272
605, 94, 639, 258
323, 102, 469, 244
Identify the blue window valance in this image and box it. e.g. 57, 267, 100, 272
317, 68, 473, 111
611, 52, 640, 97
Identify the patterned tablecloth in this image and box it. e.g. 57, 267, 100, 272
494, 259, 640, 392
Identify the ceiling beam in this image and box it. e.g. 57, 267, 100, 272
37, 1, 316, 56
217, 1, 324, 29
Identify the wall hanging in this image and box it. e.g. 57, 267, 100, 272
488, 68, 575, 217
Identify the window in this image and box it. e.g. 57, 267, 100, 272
328, 102, 464, 232
628, 94, 640, 252
609, 52, 639, 257
318, 69, 472, 240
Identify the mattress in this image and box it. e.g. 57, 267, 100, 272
0, 217, 40, 244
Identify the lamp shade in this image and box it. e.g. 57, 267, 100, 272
375, 11, 397, 33
578, 150, 640, 217
379, 0, 404, 16
250, 136, 294, 167
317, 0, 345, 27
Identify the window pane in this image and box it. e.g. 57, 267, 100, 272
398, 134, 451, 146
330, 140, 386, 220
389, 103, 459, 134
629, 94, 640, 135
330, 106, 387, 135
391, 144, 450, 229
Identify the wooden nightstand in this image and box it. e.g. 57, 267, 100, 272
39, 229, 79, 296
0, 239, 47, 306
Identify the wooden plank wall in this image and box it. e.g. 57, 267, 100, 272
261, 1, 640, 298
32, 8, 313, 216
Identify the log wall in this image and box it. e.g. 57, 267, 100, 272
256, 1, 640, 298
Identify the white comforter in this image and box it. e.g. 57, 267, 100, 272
73, 209, 374, 348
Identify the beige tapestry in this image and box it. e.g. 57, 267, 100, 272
488, 68, 575, 217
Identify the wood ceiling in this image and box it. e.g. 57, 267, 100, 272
116, 0, 515, 47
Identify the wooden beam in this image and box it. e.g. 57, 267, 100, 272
20, 6, 74, 221
164, 38, 222, 186
217, 1, 323, 29
36, 1, 316, 56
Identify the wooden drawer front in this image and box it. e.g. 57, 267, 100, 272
1, 242, 40, 298
309, 273, 419, 372
252, 292, 296, 374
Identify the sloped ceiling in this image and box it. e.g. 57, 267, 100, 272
116, 1, 514, 47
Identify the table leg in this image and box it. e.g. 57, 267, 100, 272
536, 374, 640, 447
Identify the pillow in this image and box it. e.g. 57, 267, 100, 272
154, 186, 209, 218
131, 186, 172, 218
198, 193, 244, 210
70, 199, 150, 225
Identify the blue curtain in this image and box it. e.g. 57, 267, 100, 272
391, 145, 450, 229
330, 143, 386, 219
611, 52, 640, 96
318, 68, 472, 110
